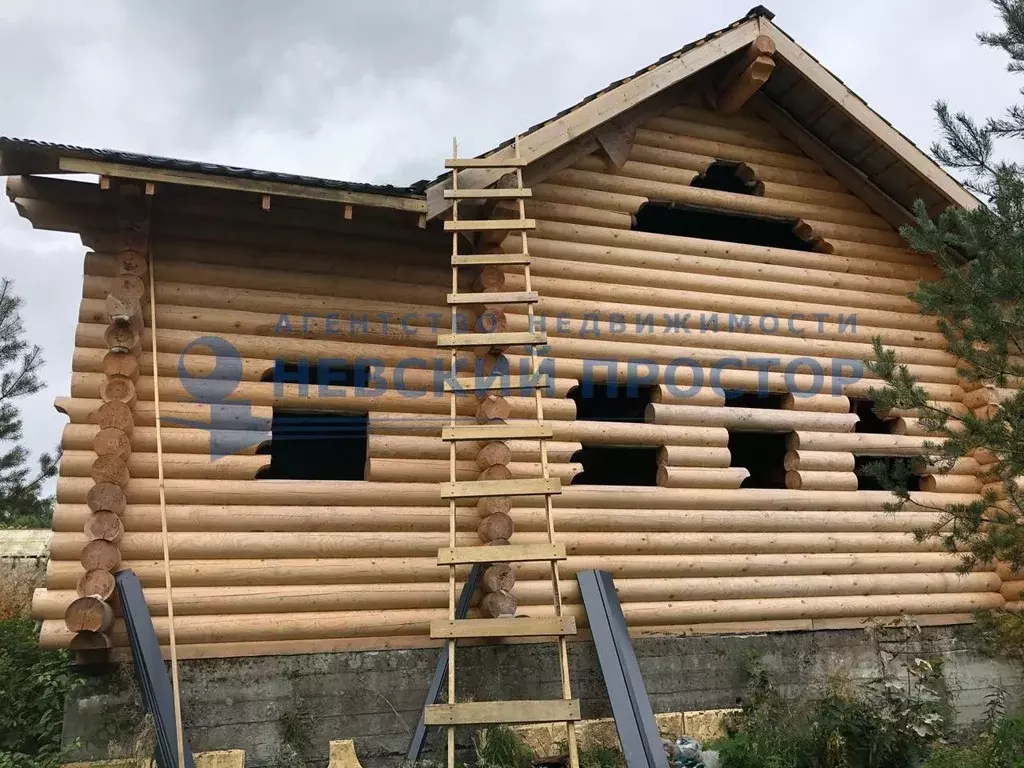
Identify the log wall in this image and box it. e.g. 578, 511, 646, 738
29, 96, 1006, 657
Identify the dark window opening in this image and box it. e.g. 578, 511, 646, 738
633, 201, 815, 251
258, 360, 370, 480
725, 391, 784, 409
569, 382, 656, 485
728, 431, 788, 488
570, 446, 659, 486
690, 160, 762, 195
852, 398, 893, 434
854, 455, 922, 492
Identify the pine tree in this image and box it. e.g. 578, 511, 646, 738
0, 278, 58, 528
868, 0, 1024, 577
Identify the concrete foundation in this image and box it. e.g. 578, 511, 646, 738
63, 625, 1023, 767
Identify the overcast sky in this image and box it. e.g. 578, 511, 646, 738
0, 0, 1019, 494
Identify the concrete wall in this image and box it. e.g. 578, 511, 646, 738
63, 625, 1023, 767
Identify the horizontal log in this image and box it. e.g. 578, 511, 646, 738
35, 592, 1004, 647
647, 402, 860, 433
657, 466, 749, 489
31, 572, 1001, 618
782, 393, 851, 413
57, 396, 275, 432
644, 112, 795, 154
657, 445, 732, 468
783, 451, 855, 472
1000, 581, 1024, 600
916, 457, 981, 476
788, 431, 939, 456
44, 551, 979, 591
50, 504, 949, 535
364, 457, 581, 483
634, 127, 821, 173
919, 475, 983, 494
47, 529, 939, 561
61, 450, 270, 480
55, 475, 979, 511
63, 424, 270, 456
650, 386, 726, 406
785, 470, 859, 491
366, 434, 581, 463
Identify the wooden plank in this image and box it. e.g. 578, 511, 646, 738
444, 188, 532, 199
447, 291, 539, 306
439, 477, 561, 500
751, 95, 916, 231
445, 374, 549, 393
445, 157, 528, 169
430, 616, 576, 639
438, 543, 567, 566
451, 252, 531, 266
441, 423, 554, 441
425, 18, 760, 217
424, 699, 581, 726
443, 219, 536, 232
436, 331, 546, 348
762, 21, 978, 210
57, 157, 427, 214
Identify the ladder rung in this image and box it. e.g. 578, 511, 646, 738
445, 157, 528, 169
430, 616, 576, 639
447, 291, 539, 306
437, 331, 546, 349
444, 219, 536, 232
425, 699, 581, 726
439, 477, 561, 500
442, 423, 554, 441
445, 374, 549, 394
444, 188, 532, 199
451, 252, 530, 266
438, 542, 567, 566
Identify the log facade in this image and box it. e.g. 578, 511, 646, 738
5, 11, 1011, 661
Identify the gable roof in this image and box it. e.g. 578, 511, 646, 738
426, 6, 978, 223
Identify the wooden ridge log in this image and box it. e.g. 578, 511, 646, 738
647, 402, 860, 433
50, 504, 949, 535
657, 445, 732, 468
782, 393, 851, 413
49, 529, 939, 560
43, 551, 977, 592
657, 466, 750, 489
64, 595, 115, 633
35, 592, 1006, 648
785, 470, 859, 492
63, 450, 270, 481
716, 35, 776, 114
33, 572, 1001, 619
919, 475, 983, 494
784, 451, 855, 472
788, 431, 938, 456
364, 458, 582, 484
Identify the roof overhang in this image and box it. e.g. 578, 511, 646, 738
425, 10, 978, 223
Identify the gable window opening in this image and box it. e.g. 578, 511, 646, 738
257, 360, 370, 481
722, 389, 787, 488
690, 160, 763, 195
569, 381, 658, 486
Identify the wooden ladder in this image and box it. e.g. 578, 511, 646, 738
427, 137, 581, 768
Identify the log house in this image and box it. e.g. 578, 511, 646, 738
2, 7, 1011, 664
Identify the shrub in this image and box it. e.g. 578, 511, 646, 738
0, 617, 81, 768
